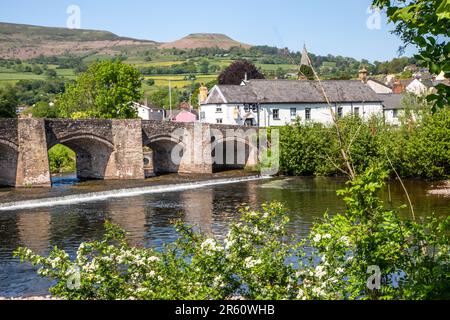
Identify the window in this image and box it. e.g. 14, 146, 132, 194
216, 119, 223, 124
354, 107, 360, 116
290, 108, 297, 118
200, 112, 206, 120
393, 110, 399, 118
216, 106, 222, 113
273, 109, 280, 120
337, 107, 343, 118
305, 108, 311, 121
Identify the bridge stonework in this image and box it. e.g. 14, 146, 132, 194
0, 119, 259, 187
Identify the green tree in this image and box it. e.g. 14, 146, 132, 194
58, 60, 142, 119
32, 64, 43, 75
0, 86, 18, 118
30, 101, 60, 118
373, 0, 450, 110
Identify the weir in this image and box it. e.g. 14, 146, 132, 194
0, 119, 260, 188
0, 175, 266, 211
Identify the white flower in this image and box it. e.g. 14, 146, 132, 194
149, 270, 156, 278
200, 239, 223, 254
336, 267, 345, 275
312, 287, 325, 297
296, 289, 306, 300
224, 239, 235, 250
313, 234, 322, 243
244, 256, 262, 269
147, 256, 160, 263
323, 234, 331, 239
315, 265, 327, 279
339, 236, 350, 245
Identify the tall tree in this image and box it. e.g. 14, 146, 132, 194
373, 0, 450, 110
0, 86, 18, 118
58, 60, 143, 119
218, 60, 265, 85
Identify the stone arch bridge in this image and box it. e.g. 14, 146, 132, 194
0, 119, 259, 187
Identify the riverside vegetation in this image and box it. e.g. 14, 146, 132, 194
279, 100, 450, 180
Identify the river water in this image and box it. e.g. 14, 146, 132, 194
0, 172, 448, 297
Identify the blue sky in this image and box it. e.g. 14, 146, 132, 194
0, 0, 417, 61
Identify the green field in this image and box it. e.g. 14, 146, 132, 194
0, 55, 299, 99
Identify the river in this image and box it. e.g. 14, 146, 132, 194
0, 172, 448, 297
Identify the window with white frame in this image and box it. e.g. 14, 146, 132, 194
216, 118, 223, 124
290, 108, 297, 118
273, 109, 280, 120
216, 106, 222, 113
305, 108, 311, 120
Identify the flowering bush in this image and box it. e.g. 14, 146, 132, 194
14, 167, 449, 300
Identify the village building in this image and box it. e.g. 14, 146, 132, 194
377, 93, 405, 126
200, 79, 384, 127
132, 102, 166, 121
366, 78, 393, 94
167, 101, 198, 123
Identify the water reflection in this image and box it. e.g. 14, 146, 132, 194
18, 211, 51, 255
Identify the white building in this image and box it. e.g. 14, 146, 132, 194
377, 93, 405, 126
366, 79, 393, 94
132, 102, 166, 121
200, 80, 384, 127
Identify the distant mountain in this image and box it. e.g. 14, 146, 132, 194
159, 33, 252, 50
0, 22, 159, 59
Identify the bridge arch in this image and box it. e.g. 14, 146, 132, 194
0, 139, 19, 187
48, 134, 115, 180
144, 134, 186, 174
212, 135, 258, 172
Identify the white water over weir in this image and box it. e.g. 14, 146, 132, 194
0, 176, 268, 212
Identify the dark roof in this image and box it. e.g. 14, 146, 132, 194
206, 85, 257, 104
203, 80, 382, 105
246, 80, 382, 103
377, 94, 404, 110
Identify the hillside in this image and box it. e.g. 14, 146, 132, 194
0, 22, 159, 59
159, 33, 251, 50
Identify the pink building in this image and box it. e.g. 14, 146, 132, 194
168, 102, 199, 123
168, 110, 198, 123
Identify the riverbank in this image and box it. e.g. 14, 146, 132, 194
428, 180, 450, 197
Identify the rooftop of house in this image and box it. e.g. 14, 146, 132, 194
203, 80, 382, 105
377, 93, 404, 110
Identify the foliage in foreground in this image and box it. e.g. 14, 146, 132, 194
14, 167, 449, 300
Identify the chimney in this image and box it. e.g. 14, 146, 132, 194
359, 67, 368, 83
244, 72, 248, 82
392, 80, 405, 94
199, 84, 208, 105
